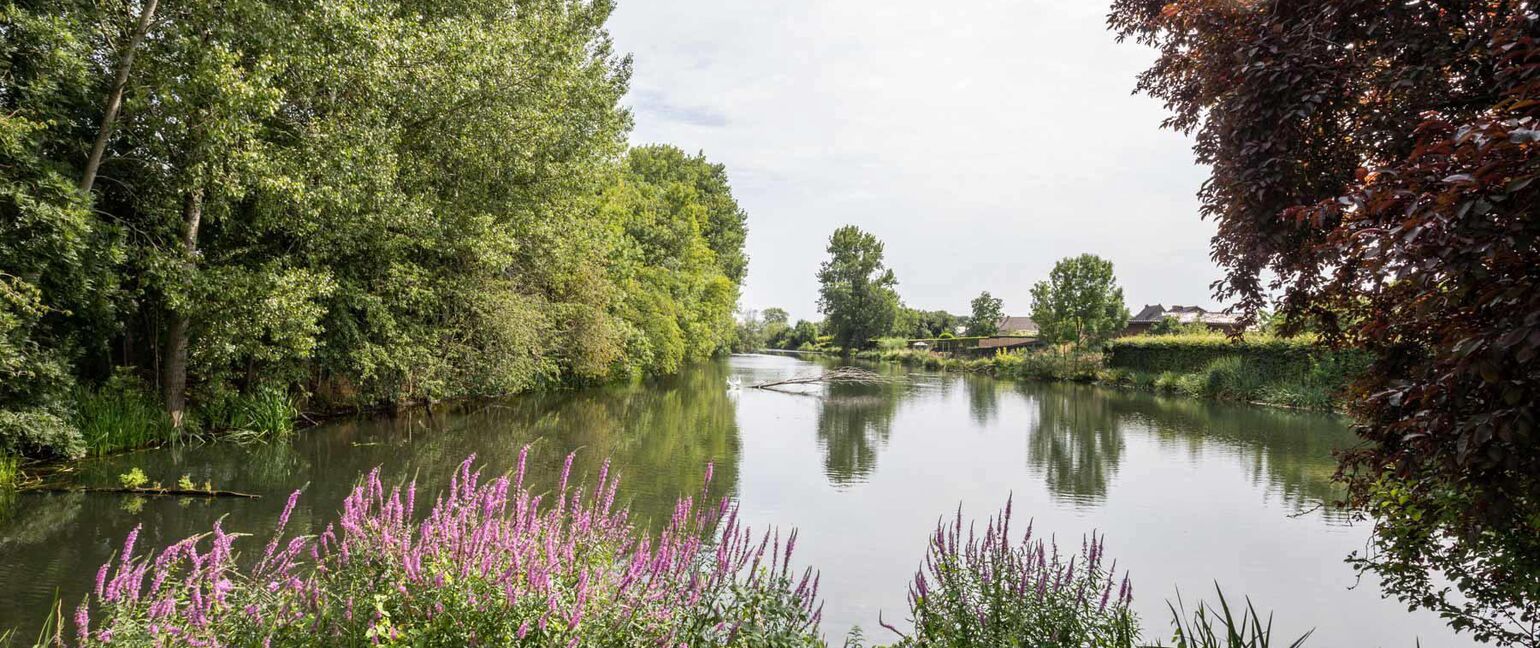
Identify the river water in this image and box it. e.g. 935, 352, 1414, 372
0, 353, 1473, 645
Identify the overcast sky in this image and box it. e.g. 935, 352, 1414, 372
609, 0, 1219, 322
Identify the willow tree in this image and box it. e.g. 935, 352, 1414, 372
1111, 2, 1539, 642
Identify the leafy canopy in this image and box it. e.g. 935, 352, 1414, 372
816, 226, 899, 352
966, 292, 1004, 337
1029, 255, 1128, 348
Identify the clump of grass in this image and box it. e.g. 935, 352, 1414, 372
196, 385, 298, 439
0, 453, 19, 489
882, 497, 1139, 647
1164, 586, 1313, 648
1197, 356, 1268, 401
73, 449, 823, 646
72, 374, 177, 456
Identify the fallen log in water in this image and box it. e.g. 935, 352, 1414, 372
20, 485, 261, 499
750, 366, 896, 391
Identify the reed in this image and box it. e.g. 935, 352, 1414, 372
72, 380, 176, 456
1165, 586, 1313, 648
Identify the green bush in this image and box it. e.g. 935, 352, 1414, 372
1197, 356, 1268, 401
0, 408, 83, 460
1107, 334, 1320, 378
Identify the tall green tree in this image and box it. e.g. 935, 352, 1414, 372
0, 0, 749, 458
1029, 255, 1128, 348
762, 308, 789, 327
816, 226, 899, 352
966, 292, 1004, 337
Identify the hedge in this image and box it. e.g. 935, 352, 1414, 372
1105, 333, 1365, 381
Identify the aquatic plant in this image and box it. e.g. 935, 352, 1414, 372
72, 376, 177, 456
73, 448, 823, 646
1164, 586, 1313, 648
881, 497, 1140, 647
0, 453, 18, 489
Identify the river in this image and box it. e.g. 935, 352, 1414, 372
0, 353, 1473, 645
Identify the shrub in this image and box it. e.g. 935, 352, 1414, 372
0, 407, 83, 460
1106, 334, 1321, 379
1197, 357, 1268, 402
881, 498, 1138, 647
72, 449, 823, 647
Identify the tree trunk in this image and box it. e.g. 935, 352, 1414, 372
162, 189, 202, 428
79, 0, 160, 194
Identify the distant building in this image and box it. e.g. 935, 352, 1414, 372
1124, 304, 1244, 336
995, 316, 1039, 336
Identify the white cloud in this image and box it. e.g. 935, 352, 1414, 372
610, 0, 1220, 321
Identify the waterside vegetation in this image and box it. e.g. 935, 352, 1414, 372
1, 2, 749, 469
57, 453, 1308, 648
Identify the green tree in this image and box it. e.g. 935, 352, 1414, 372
1029, 255, 1129, 348
780, 320, 820, 350
0, 0, 749, 459
762, 308, 789, 327
966, 292, 1004, 337
816, 226, 899, 352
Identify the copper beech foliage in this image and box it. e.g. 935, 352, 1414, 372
1112, 1, 1538, 643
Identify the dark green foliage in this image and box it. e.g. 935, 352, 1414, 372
895, 307, 960, 340
1107, 335, 1334, 379
1106, 336, 1365, 410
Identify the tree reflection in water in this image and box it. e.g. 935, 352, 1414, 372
1024, 383, 1126, 505
815, 378, 907, 486
1014, 381, 1354, 514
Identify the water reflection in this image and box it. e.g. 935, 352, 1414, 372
0, 356, 1373, 640
1007, 381, 1354, 515
815, 380, 906, 486
964, 374, 1001, 425
0, 362, 741, 636
1024, 383, 1126, 505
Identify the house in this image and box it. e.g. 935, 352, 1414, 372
995, 316, 1039, 336
1123, 304, 1245, 336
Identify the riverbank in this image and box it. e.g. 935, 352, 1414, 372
834, 334, 1365, 412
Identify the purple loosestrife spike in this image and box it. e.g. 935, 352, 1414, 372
74, 602, 89, 640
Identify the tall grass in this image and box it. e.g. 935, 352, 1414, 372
197, 386, 297, 438
0, 453, 17, 489
1165, 587, 1313, 648
71, 378, 176, 456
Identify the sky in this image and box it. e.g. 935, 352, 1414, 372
608, 0, 1220, 323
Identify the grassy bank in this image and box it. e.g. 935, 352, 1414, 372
856, 334, 1364, 412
